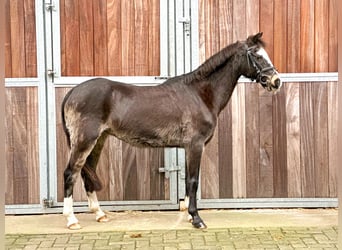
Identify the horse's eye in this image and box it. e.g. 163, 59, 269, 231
260, 76, 268, 83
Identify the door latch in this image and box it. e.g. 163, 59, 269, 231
159, 165, 181, 179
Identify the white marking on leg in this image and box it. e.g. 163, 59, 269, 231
63, 196, 80, 228
184, 196, 189, 209
87, 192, 107, 222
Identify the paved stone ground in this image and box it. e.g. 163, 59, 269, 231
5, 226, 338, 250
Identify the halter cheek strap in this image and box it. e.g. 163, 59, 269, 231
246, 47, 275, 83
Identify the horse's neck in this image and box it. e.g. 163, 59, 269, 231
194, 60, 241, 115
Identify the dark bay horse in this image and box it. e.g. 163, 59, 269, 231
61, 32, 281, 230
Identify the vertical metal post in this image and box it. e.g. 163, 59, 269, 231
36, 0, 50, 210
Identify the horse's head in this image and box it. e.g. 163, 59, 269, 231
241, 32, 282, 93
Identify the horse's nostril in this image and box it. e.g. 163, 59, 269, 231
274, 78, 281, 88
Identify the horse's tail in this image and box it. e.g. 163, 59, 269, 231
61, 88, 73, 148
61, 88, 103, 191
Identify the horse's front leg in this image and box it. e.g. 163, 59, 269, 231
185, 141, 206, 229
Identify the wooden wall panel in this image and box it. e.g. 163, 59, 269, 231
94, 0, 108, 76
79, 0, 94, 76
199, 0, 338, 200
5, 0, 37, 78
328, 0, 338, 71
314, 1, 329, 72
327, 82, 338, 197
5, 88, 39, 204
245, 84, 260, 198
285, 83, 301, 197
60, 0, 160, 76
272, 88, 287, 197
312, 83, 329, 197
300, 0, 315, 72
258, 93, 274, 198
287, 0, 301, 73
9, 1, 27, 77
55, 88, 167, 202
300, 83, 315, 197
107, 0, 122, 75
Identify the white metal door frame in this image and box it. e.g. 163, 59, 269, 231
5, 0, 51, 214
43, 0, 183, 212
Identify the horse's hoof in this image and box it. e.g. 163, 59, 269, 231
68, 223, 82, 230
97, 215, 109, 223
187, 215, 193, 223
193, 221, 207, 229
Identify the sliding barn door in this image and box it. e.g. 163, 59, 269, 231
43, 0, 192, 211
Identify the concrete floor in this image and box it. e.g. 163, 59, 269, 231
5, 208, 338, 234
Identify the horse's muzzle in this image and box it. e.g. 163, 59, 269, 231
270, 75, 282, 91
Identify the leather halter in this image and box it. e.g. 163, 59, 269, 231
246, 46, 276, 87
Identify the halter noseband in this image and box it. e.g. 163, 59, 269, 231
246, 46, 275, 86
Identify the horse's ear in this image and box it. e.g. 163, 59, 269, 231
247, 32, 265, 47
254, 32, 263, 41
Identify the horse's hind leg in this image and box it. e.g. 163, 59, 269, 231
81, 133, 109, 223
63, 133, 99, 229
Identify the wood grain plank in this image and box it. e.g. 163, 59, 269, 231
107, 0, 122, 75
79, 0, 94, 76
96, 139, 110, 201
24, 0, 37, 77
314, 0, 329, 72
232, 0, 246, 40
273, 0, 287, 72
246, 0, 259, 35
328, 0, 338, 72
300, 0, 315, 72
287, 0, 301, 73
201, 125, 219, 199
300, 83, 315, 197
313, 82, 329, 197
5, 89, 14, 204
218, 0, 233, 48
60, 0, 66, 76
259, 0, 274, 62
121, 0, 135, 75
134, 0, 149, 75
64, 0, 80, 76
26, 87, 39, 204
148, 0, 160, 75
232, 83, 246, 198
205, 0, 219, 57
285, 83, 301, 197
12, 88, 28, 204
245, 84, 260, 198
258, 93, 274, 198
122, 143, 138, 200
5, 0, 12, 77
273, 87, 287, 197
199, 0, 206, 63
10, 0, 26, 77
327, 82, 337, 197
108, 136, 124, 200
93, 0, 108, 76
149, 148, 165, 200
218, 102, 233, 198
136, 148, 151, 200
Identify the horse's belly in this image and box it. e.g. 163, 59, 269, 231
107, 127, 180, 148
